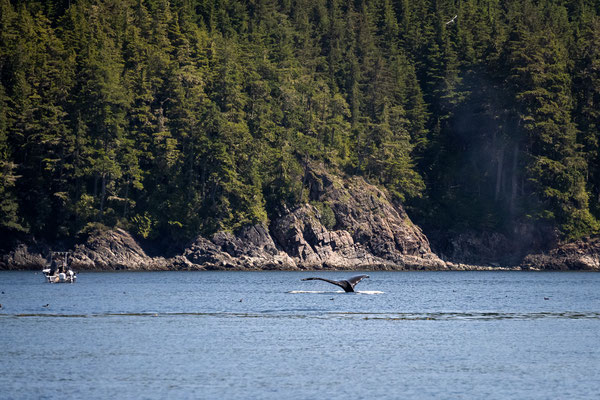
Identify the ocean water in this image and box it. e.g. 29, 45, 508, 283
1, 270, 599, 399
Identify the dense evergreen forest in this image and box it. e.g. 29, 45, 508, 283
1, 0, 599, 244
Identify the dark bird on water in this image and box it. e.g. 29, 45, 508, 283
42, 304, 49, 308
301, 275, 369, 293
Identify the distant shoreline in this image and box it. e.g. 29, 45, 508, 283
1, 227, 598, 272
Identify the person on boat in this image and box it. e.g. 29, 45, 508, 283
49, 258, 57, 276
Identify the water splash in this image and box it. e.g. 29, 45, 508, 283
287, 290, 384, 294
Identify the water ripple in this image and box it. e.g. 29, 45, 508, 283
1, 311, 599, 320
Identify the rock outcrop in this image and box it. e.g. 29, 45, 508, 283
520, 236, 600, 271
301, 167, 444, 269
270, 204, 380, 269
0, 243, 48, 270
68, 228, 171, 270
427, 223, 559, 266
2, 164, 445, 271
181, 165, 446, 270
182, 225, 296, 270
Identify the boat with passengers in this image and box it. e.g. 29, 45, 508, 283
42, 252, 77, 283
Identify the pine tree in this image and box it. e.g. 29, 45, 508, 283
0, 81, 23, 232
573, 9, 600, 220
1, 0, 598, 244
69, 2, 128, 224
507, 1, 598, 238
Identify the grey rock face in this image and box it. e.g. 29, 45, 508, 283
298, 167, 445, 269
69, 228, 170, 270
183, 225, 296, 270
520, 236, 600, 270
428, 223, 559, 266
0, 243, 47, 270
183, 165, 446, 270
270, 204, 380, 269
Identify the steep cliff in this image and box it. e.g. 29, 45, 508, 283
182, 165, 445, 270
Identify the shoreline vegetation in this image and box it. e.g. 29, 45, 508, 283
2, 1, 600, 270
2, 166, 599, 271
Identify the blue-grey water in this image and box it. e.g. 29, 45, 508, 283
1, 271, 599, 399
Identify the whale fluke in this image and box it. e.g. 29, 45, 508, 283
301, 275, 369, 292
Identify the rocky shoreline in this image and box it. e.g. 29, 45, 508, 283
5, 227, 597, 271
1, 166, 599, 272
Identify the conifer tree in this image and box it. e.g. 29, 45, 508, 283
0, 0, 598, 243
0, 82, 23, 232
507, 0, 598, 238
573, 10, 600, 220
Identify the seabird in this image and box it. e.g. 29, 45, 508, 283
446, 15, 457, 25
301, 275, 369, 293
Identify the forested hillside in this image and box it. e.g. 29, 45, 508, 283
1, 0, 599, 245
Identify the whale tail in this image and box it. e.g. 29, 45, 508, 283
301, 275, 369, 292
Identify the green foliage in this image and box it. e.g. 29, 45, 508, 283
77, 221, 109, 239
312, 201, 336, 230
0, 0, 599, 243
131, 212, 156, 240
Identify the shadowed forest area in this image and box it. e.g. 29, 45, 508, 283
1, 0, 599, 246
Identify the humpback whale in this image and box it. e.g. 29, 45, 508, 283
301, 275, 369, 292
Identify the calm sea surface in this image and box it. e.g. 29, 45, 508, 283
1, 270, 599, 399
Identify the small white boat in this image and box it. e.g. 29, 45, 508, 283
42, 268, 77, 283
43, 252, 77, 283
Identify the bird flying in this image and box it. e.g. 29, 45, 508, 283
446, 15, 458, 25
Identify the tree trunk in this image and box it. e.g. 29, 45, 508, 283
123, 180, 130, 218
509, 144, 519, 217
99, 173, 106, 216
495, 146, 504, 201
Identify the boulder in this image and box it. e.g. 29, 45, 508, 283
0, 243, 47, 270
70, 228, 169, 270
